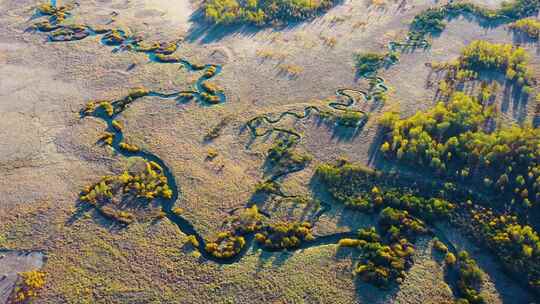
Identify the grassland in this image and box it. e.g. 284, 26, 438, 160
1, 0, 540, 303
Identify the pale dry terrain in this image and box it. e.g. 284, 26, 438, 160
0, 0, 538, 303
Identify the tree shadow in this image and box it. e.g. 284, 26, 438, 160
254, 248, 295, 273
367, 125, 388, 167
533, 114, 540, 128
334, 245, 401, 303
509, 28, 540, 53
308, 113, 368, 144
65, 194, 167, 232
185, 10, 261, 44
328, 118, 368, 142
448, 10, 510, 31
65, 200, 129, 232
308, 173, 378, 232
355, 279, 400, 304
65, 200, 93, 226
435, 223, 538, 303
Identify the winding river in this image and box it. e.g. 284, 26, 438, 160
30, 1, 365, 264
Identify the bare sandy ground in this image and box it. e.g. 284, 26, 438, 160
0, 0, 537, 302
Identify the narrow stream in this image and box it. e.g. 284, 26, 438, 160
34, 0, 359, 264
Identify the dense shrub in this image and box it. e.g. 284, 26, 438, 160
347, 227, 415, 287
267, 135, 311, 175
205, 231, 246, 258
79, 160, 172, 224
379, 207, 428, 241
203, 0, 338, 25
255, 221, 314, 250
380, 91, 540, 209
460, 205, 540, 291
10, 270, 46, 303
315, 161, 454, 219
453, 251, 486, 304
510, 18, 540, 39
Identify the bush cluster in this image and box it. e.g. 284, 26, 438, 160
84, 100, 114, 117
36, 3, 72, 22
203, 0, 338, 26
79, 161, 172, 224
255, 221, 314, 250
453, 251, 486, 304
411, 1, 540, 38
84, 88, 152, 118
230, 205, 264, 234
98, 132, 114, 145
254, 180, 283, 195
205, 231, 247, 259
510, 18, 540, 39
315, 162, 454, 219
334, 110, 366, 127
205, 205, 263, 258
341, 227, 415, 287
267, 135, 311, 175
119, 142, 140, 152
11, 270, 46, 303
379, 207, 428, 241
355, 52, 398, 77
135, 41, 179, 55
102, 29, 127, 46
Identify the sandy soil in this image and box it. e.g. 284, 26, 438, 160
0, 0, 537, 302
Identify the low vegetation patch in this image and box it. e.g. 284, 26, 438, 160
340, 227, 415, 287
255, 221, 314, 250
10, 270, 46, 304
203, 0, 339, 26
452, 251, 486, 304
315, 161, 455, 220
411, 1, 540, 38
79, 160, 172, 225
354, 52, 398, 77
510, 18, 540, 39
205, 232, 247, 258
267, 135, 312, 176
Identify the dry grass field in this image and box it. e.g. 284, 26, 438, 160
0, 0, 539, 303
